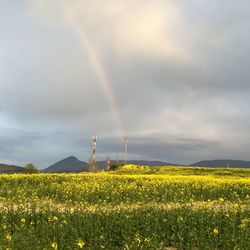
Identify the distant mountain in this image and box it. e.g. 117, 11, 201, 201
43, 157, 179, 173
191, 160, 250, 168
128, 160, 178, 166
0, 163, 25, 174
43, 156, 89, 173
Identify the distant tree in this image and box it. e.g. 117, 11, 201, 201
24, 163, 39, 174
109, 163, 120, 171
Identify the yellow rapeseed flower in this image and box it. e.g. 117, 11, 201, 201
177, 216, 184, 222
6, 233, 12, 241
51, 242, 58, 250
62, 220, 67, 225
213, 228, 219, 236
76, 239, 85, 248
239, 218, 250, 229
234, 203, 239, 209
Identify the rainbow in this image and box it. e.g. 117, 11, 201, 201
62, 8, 124, 137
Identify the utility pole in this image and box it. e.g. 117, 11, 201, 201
106, 157, 111, 171
124, 137, 128, 165
90, 135, 97, 172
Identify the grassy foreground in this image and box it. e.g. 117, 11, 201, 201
0, 166, 249, 249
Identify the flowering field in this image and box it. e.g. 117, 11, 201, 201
0, 166, 249, 249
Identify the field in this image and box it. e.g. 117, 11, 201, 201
0, 165, 249, 250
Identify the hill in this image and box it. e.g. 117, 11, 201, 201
113, 165, 250, 177
0, 163, 25, 174
43, 156, 88, 173
43, 157, 178, 173
127, 160, 178, 166
43, 157, 250, 173
191, 160, 250, 168
96, 160, 178, 170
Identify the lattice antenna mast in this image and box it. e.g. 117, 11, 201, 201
90, 135, 97, 172
124, 137, 128, 165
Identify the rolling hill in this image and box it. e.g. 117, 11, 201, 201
2, 158, 250, 174
43, 156, 89, 173
191, 160, 250, 168
43, 157, 179, 173
0, 163, 25, 174
93, 160, 177, 170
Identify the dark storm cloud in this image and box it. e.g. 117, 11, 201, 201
1, 0, 250, 167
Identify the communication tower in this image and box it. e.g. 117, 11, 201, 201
90, 135, 98, 172
124, 137, 128, 165
106, 157, 111, 171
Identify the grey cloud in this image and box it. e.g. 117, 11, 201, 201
0, 0, 250, 166
91, 134, 220, 165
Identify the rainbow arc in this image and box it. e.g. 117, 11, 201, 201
62, 8, 124, 137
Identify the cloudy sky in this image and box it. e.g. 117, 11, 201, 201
1, 0, 250, 168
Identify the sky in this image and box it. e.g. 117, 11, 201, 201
0, 0, 250, 168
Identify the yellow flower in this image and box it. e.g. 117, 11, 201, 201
177, 216, 184, 222
234, 203, 239, 209
123, 243, 130, 250
48, 216, 58, 223
53, 216, 58, 221
21, 218, 26, 224
76, 239, 85, 248
51, 242, 58, 250
213, 228, 219, 236
62, 220, 67, 225
6, 233, 12, 241
239, 218, 250, 229
219, 198, 224, 202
